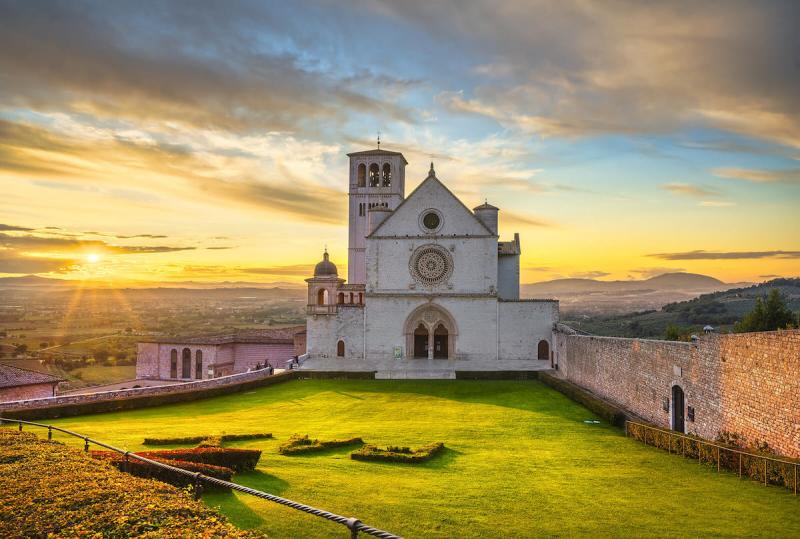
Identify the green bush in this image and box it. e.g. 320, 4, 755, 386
279, 434, 364, 455
0, 431, 258, 538
94, 447, 262, 472
627, 422, 800, 492
143, 432, 273, 446
351, 442, 445, 464
197, 435, 223, 448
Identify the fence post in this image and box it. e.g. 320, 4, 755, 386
764, 458, 768, 486
48, 426, 52, 441
18, 422, 22, 432
124, 452, 130, 474
795, 464, 797, 495
717, 447, 720, 473
84, 437, 89, 452
739, 453, 742, 478
193, 473, 204, 501
346, 517, 361, 539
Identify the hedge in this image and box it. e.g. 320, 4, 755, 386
143, 432, 273, 446
279, 434, 364, 455
351, 442, 445, 464
455, 370, 538, 380
0, 430, 258, 538
91, 451, 233, 489
627, 422, 800, 493
537, 372, 628, 427
93, 446, 261, 472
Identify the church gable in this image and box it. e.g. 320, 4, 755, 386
369, 169, 494, 238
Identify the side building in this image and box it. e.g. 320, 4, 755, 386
0, 363, 64, 403
136, 326, 306, 381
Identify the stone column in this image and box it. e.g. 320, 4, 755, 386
427, 330, 434, 360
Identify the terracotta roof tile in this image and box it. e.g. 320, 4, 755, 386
0, 363, 64, 389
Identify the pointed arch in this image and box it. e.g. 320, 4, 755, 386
382, 163, 391, 187
369, 163, 380, 187
403, 303, 457, 359
181, 348, 191, 378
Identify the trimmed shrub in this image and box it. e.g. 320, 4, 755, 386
351, 442, 445, 464
143, 432, 273, 446
91, 451, 233, 489
197, 435, 223, 448
0, 431, 257, 538
279, 434, 364, 455
538, 372, 628, 426
94, 447, 261, 472
627, 422, 800, 492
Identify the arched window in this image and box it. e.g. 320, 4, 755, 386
369, 163, 380, 187
181, 348, 191, 378
195, 350, 203, 379
337, 292, 345, 304
349, 292, 354, 304
170, 349, 178, 378
357, 163, 366, 187
358, 292, 363, 304
382, 163, 392, 187
537, 340, 550, 361
337, 340, 345, 357
317, 288, 328, 305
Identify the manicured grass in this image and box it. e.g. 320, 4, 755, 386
23, 380, 800, 538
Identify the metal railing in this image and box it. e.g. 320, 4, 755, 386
0, 418, 401, 538
626, 420, 798, 495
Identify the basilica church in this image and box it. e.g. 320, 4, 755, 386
304, 147, 558, 368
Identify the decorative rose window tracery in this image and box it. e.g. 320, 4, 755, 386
409, 244, 453, 286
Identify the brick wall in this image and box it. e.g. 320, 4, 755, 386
555, 329, 800, 458
0, 382, 58, 403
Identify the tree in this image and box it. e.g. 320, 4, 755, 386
735, 289, 796, 333
93, 349, 110, 362
14, 343, 28, 356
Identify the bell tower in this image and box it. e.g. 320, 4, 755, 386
346, 145, 407, 284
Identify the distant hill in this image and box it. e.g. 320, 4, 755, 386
562, 278, 800, 339
522, 272, 745, 313
0, 275, 304, 290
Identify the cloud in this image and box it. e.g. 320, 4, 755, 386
524, 266, 552, 272
0, 251, 78, 274
569, 271, 611, 279
502, 211, 556, 228
206, 246, 234, 250
0, 233, 194, 254
393, 1, 800, 146
244, 265, 316, 276
699, 201, 736, 207
661, 183, 719, 198
631, 267, 686, 278
0, 2, 414, 134
649, 250, 800, 260
0, 224, 34, 232
712, 167, 800, 184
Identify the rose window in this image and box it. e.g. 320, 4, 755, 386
410, 245, 453, 286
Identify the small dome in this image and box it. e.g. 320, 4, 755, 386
314, 250, 338, 277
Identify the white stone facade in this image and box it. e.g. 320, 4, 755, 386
305, 148, 558, 367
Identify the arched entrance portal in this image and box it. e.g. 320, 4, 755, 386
672, 385, 685, 433
404, 304, 457, 360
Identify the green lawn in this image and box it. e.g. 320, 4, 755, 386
29, 380, 800, 538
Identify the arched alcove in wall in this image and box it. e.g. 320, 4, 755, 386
402, 304, 457, 359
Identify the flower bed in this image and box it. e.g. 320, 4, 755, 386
0, 430, 258, 538
93, 446, 261, 472
143, 432, 273, 446
91, 451, 233, 488
278, 434, 364, 455
351, 442, 445, 463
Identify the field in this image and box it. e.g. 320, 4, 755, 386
31, 380, 800, 538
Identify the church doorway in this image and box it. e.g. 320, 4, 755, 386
433, 324, 448, 359
537, 340, 550, 360
413, 323, 428, 358
404, 304, 457, 360
672, 385, 685, 433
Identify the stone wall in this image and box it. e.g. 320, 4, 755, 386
0, 369, 297, 419
555, 329, 800, 458
498, 300, 557, 361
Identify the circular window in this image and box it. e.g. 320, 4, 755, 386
423, 212, 440, 230
409, 244, 453, 286
419, 209, 443, 234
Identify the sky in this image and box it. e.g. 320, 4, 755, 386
0, 0, 799, 285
